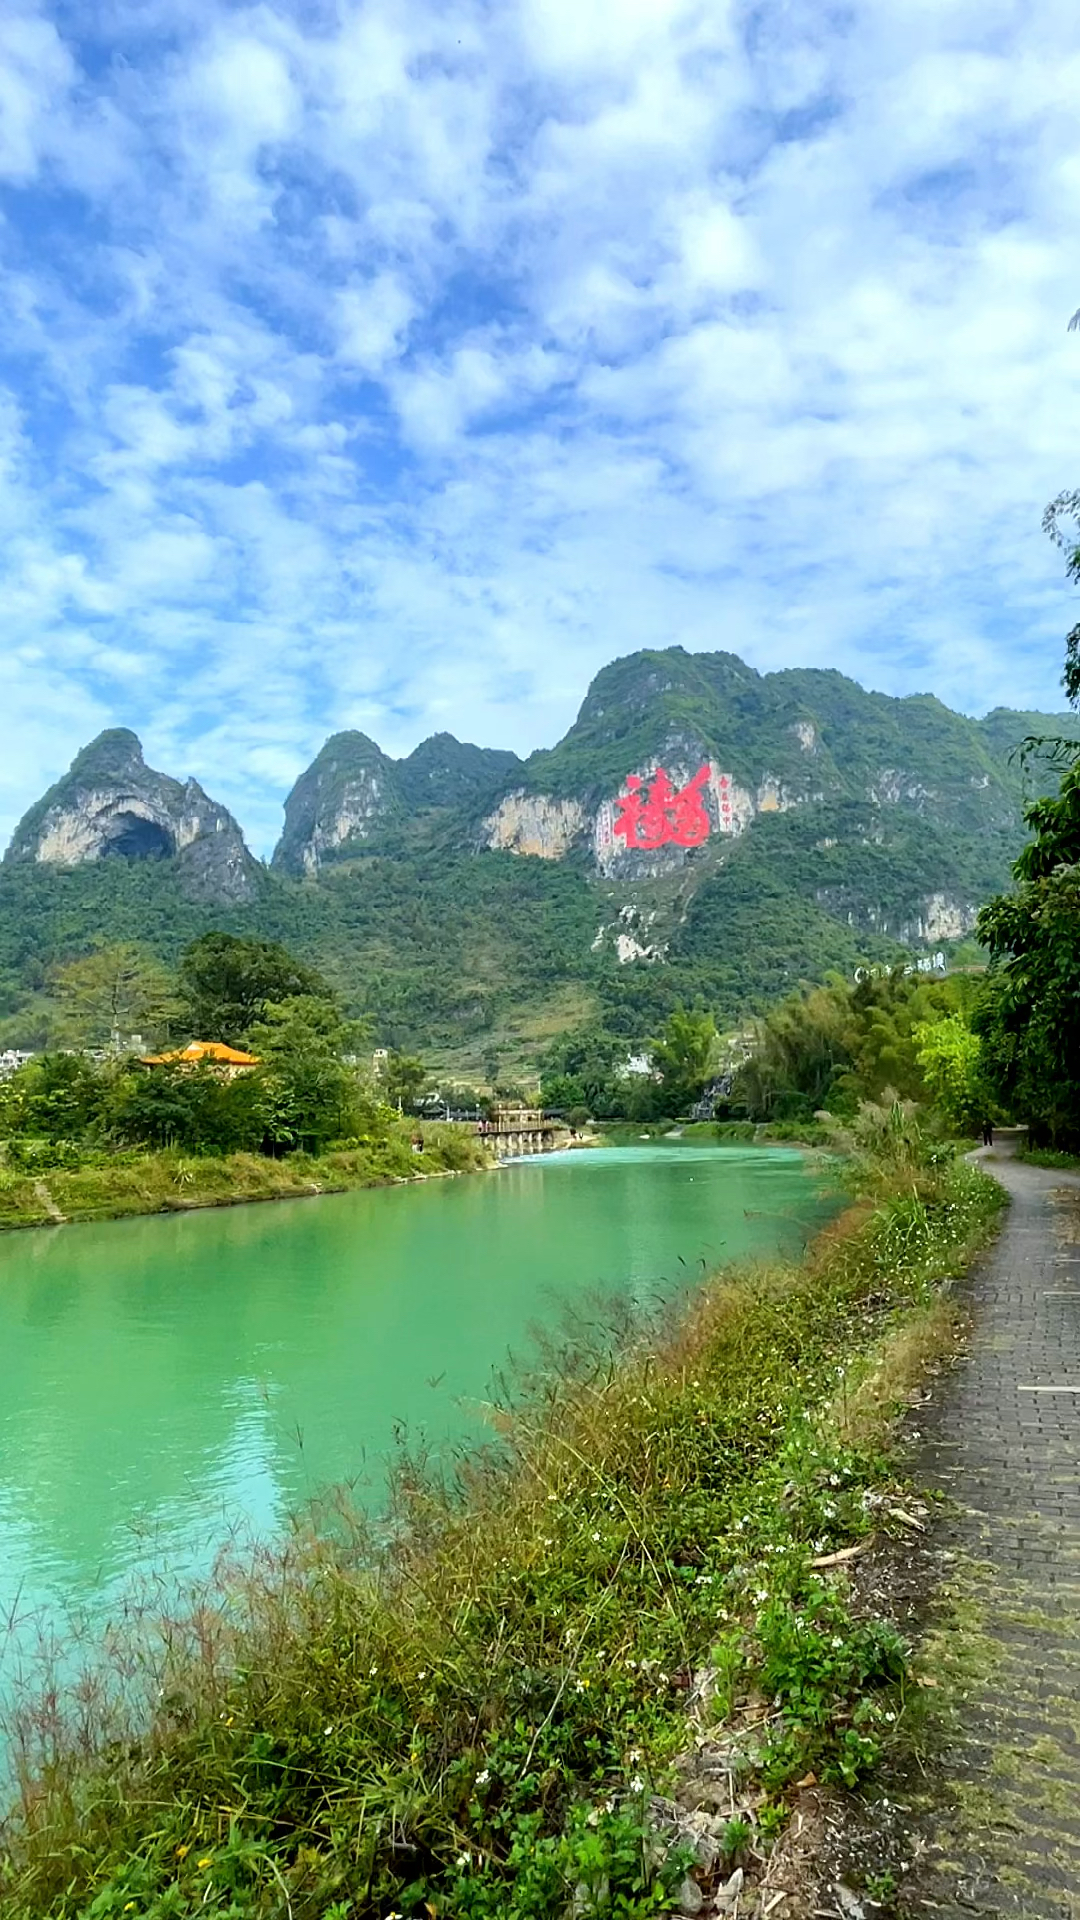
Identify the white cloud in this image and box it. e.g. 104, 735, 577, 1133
0, 8, 74, 181
335, 274, 416, 375
1, 0, 1080, 857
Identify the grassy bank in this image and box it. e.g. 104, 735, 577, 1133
0, 1124, 489, 1231
0, 1140, 1005, 1919
1016, 1141, 1080, 1170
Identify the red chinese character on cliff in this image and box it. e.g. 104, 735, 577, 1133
613, 764, 712, 850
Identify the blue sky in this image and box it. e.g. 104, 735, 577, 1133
2, 0, 1080, 855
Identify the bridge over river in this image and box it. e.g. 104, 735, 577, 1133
474, 1104, 573, 1157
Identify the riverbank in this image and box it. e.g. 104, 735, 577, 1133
0, 1130, 1006, 1918
0, 1123, 490, 1232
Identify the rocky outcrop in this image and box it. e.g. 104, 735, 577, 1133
3, 730, 259, 904
590, 903, 667, 963
481, 792, 588, 860
275, 731, 523, 874
868, 769, 934, 809
592, 757, 752, 879
903, 893, 978, 944
483, 757, 815, 879
814, 886, 978, 947
273, 732, 399, 875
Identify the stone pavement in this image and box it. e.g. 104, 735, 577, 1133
905, 1135, 1080, 1918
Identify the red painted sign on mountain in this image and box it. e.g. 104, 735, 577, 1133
613, 764, 719, 850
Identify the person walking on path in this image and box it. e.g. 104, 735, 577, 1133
980, 1116, 994, 1146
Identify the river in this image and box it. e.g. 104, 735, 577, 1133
0, 1144, 837, 1727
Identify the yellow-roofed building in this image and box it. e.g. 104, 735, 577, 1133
140, 1041, 260, 1079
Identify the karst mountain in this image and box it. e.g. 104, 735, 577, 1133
1, 647, 1074, 1071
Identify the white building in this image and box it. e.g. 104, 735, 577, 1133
0, 1049, 35, 1079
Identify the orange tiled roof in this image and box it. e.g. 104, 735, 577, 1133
140, 1041, 260, 1066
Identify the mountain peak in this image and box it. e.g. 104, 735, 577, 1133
272, 731, 400, 875
68, 727, 147, 780
4, 731, 259, 904
271, 729, 523, 874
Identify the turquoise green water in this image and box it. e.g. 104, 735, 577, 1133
0, 1146, 836, 1700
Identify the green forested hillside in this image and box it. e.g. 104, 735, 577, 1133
522, 649, 1068, 827
0, 820, 976, 1077
0, 834, 904, 1071
3, 648, 1078, 1077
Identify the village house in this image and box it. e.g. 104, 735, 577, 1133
139, 1041, 260, 1081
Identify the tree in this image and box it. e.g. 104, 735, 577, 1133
179, 935, 333, 1046
913, 1015, 985, 1134
50, 942, 179, 1049
382, 1051, 428, 1112
650, 1008, 718, 1114
0, 1052, 109, 1141
975, 491, 1080, 1146
249, 996, 369, 1153
107, 1060, 264, 1154
976, 770, 1080, 1146
736, 977, 855, 1120
734, 971, 982, 1124
539, 1026, 631, 1118
1042, 489, 1080, 710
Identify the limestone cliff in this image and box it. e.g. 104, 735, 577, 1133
272, 732, 400, 875
481, 792, 588, 860
3, 730, 259, 905
482, 747, 781, 880
273, 731, 523, 874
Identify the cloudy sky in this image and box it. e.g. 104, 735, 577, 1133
2, 0, 1080, 854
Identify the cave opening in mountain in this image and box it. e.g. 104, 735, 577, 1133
100, 813, 176, 861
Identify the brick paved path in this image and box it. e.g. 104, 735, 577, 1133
907, 1136, 1080, 1918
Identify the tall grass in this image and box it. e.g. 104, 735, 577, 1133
0, 1142, 1004, 1919
0, 1123, 487, 1231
